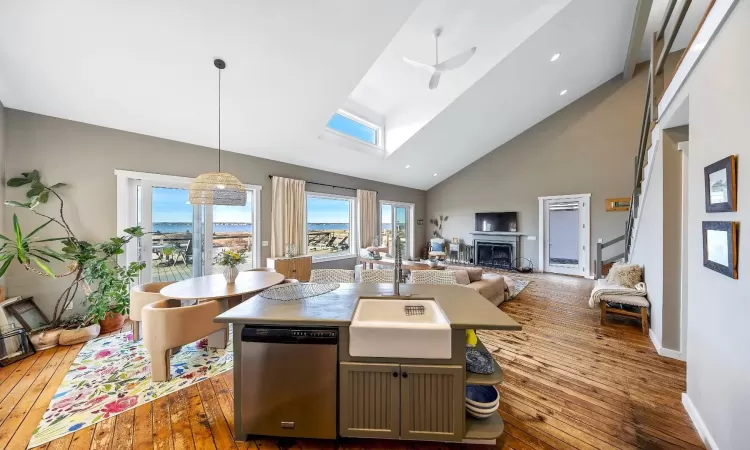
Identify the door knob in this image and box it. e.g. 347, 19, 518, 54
402, 372, 408, 378
392, 371, 398, 378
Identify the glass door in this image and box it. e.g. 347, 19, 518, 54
380, 202, 413, 259
544, 199, 584, 276
124, 177, 256, 283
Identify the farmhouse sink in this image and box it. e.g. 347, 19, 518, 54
349, 297, 452, 359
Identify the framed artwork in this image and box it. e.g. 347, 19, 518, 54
4, 297, 51, 333
702, 221, 739, 279
704, 156, 737, 212
605, 197, 631, 212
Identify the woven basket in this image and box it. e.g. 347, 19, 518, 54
59, 324, 101, 346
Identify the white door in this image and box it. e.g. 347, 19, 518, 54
541, 196, 590, 276
380, 202, 414, 259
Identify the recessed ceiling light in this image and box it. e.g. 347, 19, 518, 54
559, 89, 568, 96
405, 164, 411, 169
550, 53, 561, 62
433, 173, 438, 177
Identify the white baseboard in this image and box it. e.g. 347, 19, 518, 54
682, 393, 720, 449
649, 328, 686, 361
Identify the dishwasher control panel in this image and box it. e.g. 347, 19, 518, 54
241, 325, 338, 344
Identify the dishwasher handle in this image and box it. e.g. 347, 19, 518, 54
241, 326, 338, 345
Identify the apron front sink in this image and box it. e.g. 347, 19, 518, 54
349, 297, 452, 359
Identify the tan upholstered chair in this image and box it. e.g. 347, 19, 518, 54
142, 298, 229, 382
310, 269, 355, 283
129, 281, 175, 341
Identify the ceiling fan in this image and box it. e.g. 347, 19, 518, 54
403, 27, 476, 90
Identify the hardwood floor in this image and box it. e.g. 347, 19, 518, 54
0, 273, 700, 449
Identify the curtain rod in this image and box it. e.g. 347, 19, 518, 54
267, 175, 376, 193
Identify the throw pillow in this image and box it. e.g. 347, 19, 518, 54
608, 263, 643, 288
465, 267, 484, 282
453, 269, 471, 285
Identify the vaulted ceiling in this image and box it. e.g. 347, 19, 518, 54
0, 0, 709, 190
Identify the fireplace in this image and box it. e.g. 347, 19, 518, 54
470, 232, 522, 270
475, 241, 514, 269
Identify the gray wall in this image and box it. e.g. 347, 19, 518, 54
0, 100, 5, 273
426, 57, 678, 272
3, 110, 426, 318
685, 1, 749, 447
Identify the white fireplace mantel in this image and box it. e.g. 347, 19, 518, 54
470, 231, 524, 237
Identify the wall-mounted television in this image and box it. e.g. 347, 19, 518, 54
475, 212, 518, 232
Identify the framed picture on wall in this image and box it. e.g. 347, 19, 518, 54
704, 156, 737, 212
702, 221, 739, 279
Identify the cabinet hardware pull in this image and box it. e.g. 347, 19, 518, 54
402, 372, 408, 378
392, 371, 398, 378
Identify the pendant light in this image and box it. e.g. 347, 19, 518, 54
189, 58, 247, 206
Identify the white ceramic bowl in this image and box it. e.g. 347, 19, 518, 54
465, 386, 500, 409
465, 401, 498, 414
466, 403, 497, 419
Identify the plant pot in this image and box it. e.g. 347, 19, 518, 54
59, 324, 101, 345
99, 312, 125, 334
29, 328, 63, 350
223, 266, 239, 283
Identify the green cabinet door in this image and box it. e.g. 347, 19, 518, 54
400, 364, 464, 441
339, 362, 401, 438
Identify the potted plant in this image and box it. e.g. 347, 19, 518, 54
80, 233, 146, 333
214, 248, 248, 283
0, 170, 146, 340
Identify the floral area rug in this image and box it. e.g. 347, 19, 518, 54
28, 330, 233, 448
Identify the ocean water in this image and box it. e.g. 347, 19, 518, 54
150, 222, 384, 234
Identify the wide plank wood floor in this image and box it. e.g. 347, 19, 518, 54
0, 273, 700, 449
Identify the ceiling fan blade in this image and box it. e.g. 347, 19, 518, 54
428, 71, 442, 90
403, 56, 435, 72
437, 47, 476, 71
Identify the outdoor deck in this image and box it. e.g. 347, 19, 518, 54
153, 262, 193, 281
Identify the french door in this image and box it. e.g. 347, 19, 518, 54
380, 201, 414, 259
117, 171, 260, 283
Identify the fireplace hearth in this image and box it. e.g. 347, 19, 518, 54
476, 241, 514, 269
471, 232, 522, 270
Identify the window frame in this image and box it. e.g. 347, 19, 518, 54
325, 109, 384, 150
305, 191, 357, 262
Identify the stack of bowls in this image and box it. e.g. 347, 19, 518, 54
465, 385, 499, 419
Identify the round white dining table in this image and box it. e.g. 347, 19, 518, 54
159, 271, 285, 305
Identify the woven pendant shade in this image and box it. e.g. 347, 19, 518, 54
189, 172, 247, 206
189, 58, 246, 206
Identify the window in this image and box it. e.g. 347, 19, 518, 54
380, 201, 414, 259
326, 110, 381, 147
306, 193, 355, 259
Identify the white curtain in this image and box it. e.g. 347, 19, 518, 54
357, 189, 377, 249
271, 176, 306, 257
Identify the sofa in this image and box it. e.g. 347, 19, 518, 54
444, 265, 513, 306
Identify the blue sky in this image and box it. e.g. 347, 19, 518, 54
152, 187, 382, 224
327, 113, 376, 144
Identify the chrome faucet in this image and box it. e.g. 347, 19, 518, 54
393, 236, 403, 296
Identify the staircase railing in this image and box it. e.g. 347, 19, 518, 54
624, 0, 696, 259
595, 235, 626, 279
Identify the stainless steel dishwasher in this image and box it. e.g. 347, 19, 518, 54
240, 325, 338, 439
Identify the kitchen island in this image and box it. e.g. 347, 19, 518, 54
215, 283, 521, 444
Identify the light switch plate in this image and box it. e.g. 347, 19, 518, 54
262, 241, 269, 247
527, 236, 537, 241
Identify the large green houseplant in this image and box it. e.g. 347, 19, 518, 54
0, 170, 146, 335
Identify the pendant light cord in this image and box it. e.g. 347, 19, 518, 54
218, 66, 222, 173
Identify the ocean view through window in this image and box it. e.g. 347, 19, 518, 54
306, 193, 355, 259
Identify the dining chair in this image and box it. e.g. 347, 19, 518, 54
129, 281, 175, 341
